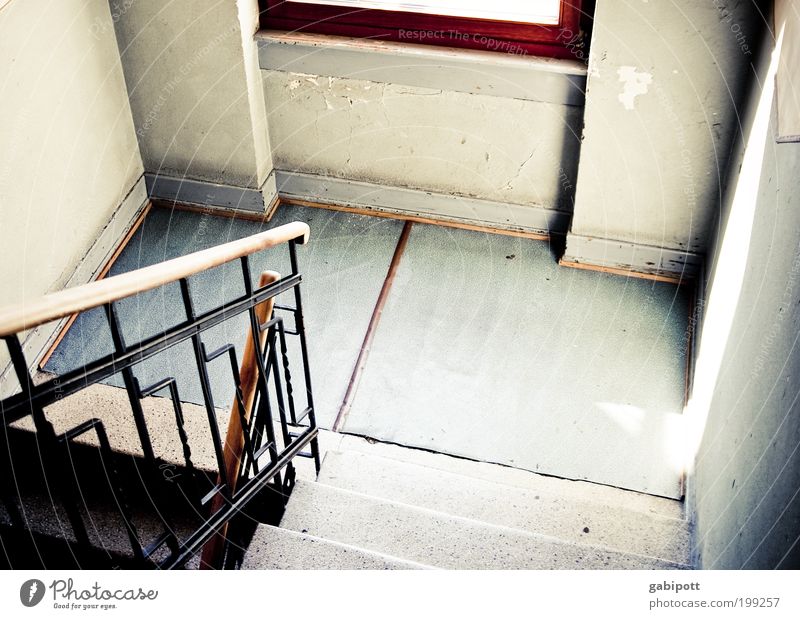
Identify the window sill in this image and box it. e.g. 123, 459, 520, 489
256, 30, 586, 106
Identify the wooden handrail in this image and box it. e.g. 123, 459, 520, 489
0, 222, 310, 337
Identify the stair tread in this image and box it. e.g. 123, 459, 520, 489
338, 435, 684, 519
280, 480, 691, 570
10, 382, 223, 472
242, 525, 431, 570
319, 450, 691, 564
10, 380, 336, 478
0, 490, 198, 566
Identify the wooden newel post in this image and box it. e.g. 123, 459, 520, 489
200, 270, 280, 569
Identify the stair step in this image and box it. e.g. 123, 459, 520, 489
10, 382, 223, 472
279, 480, 690, 570
0, 489, 200, 567
338, 434, 683, 520
242, 525, 431, 569
10, 380, 336, 482
319, 450, 690, 564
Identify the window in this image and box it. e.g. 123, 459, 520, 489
776, 0, 800, 142
260, 1, 586, 59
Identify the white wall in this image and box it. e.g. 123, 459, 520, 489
0, 0, 143, 306
262, 70, 582, 216
110, 0, 274, 195
258, 1, 763, 274
0, 0, 145, 391
691, 11, 800, 568
566, 0, 763, 269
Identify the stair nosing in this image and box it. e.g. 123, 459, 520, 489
322, 449, 688, 524
284, 479, 692, 569
246, 524, 437, 570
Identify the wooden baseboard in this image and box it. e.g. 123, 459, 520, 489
38, 201, 153, 368
38, 193, 285, 369
280, 197, 554, 242
274, 170, 571, 237
558, 258, 689, 285
562, 232, 702, 282
152, 193, 280, 223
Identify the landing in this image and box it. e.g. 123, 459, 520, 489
45, 203, 692, 498
342, 223, 690, 498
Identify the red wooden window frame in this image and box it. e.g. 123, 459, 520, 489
259, 1, 585, 59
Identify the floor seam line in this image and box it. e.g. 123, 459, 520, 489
332, 221, 413, 432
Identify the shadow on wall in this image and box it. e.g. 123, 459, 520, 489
554, 0, 595, 216
556, 94, 584, 215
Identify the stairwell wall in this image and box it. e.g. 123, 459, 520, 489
690, 6, 800, 569
0, 0, 146, 396
563, 0, 764, 276
108, 0, 277, 211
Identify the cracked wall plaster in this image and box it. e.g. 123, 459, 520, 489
263, 70, 582, 212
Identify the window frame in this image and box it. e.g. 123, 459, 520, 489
259, 1, 585, 60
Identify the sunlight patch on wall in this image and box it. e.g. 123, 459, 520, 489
683, 24, 785, 476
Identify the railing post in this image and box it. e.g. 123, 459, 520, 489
289, 240, 321, 474
200, 271, 281, 569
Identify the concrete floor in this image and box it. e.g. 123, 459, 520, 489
46, 205, 691, 498
342, 224, 690, 498
45, 205, 404, 428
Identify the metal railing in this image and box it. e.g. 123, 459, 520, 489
0, 222, 320, 568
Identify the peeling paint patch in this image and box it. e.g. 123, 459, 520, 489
617, 66, 652, 110
262, 69, 582, 208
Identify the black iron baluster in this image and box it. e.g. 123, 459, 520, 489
202, 343, 260, 481
288, 240, 321, 474
103, 303, 156, 462
103, 302, 179, 555
240, 335, 280, 482
240, 257, 282, 490
227, 346, 259, 478
0, 422, 25, 529
268, 321, 292, 448
179, 278, 231, 500
266, 322, 298, 493
166, 381, 199, 493
133, 376, 202, 504
275, 319, 299, 426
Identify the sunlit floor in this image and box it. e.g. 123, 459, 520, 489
46, 203, 692, 499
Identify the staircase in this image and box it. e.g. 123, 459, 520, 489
241, 443, 692, 570
0, 215, 695, 570
4, 380, 692, 569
